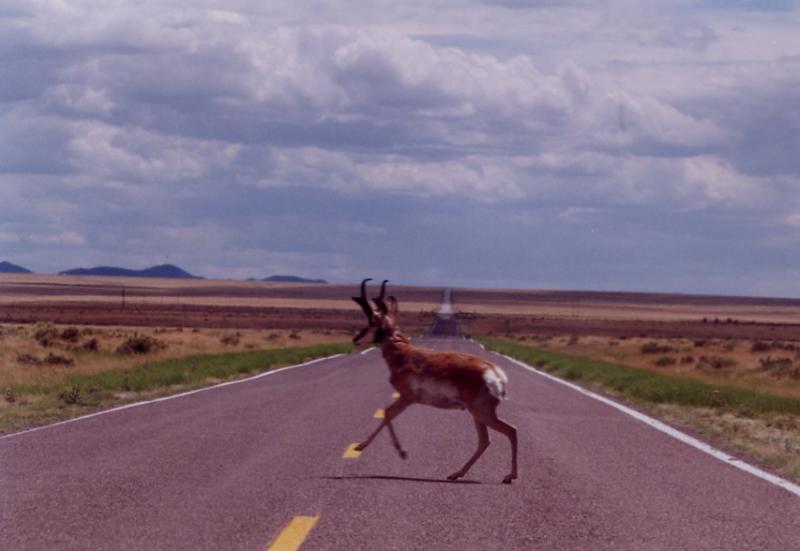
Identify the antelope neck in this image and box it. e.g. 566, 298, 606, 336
381, 331, 413, 370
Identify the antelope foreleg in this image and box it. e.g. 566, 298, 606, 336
355, 397, 410, 458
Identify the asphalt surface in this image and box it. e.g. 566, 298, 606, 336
2, 338, 800, 550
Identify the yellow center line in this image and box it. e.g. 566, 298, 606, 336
266, 515, 319, 551
342, 442, 362, 458
373, 408, 384, 419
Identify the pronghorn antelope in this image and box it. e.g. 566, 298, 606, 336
352, 279, 518, 484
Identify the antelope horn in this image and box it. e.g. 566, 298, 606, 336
373, 279, 389, 314
352, 278, 374, 319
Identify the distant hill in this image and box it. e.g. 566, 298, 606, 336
59, 264, 201, 279
263, 275, 327, 284
0, 261, 32, 274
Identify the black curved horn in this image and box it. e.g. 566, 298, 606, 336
373, 279, 389, 314
352, 278, 374, 318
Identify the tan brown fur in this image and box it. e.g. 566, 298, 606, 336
352, 280, 518, 483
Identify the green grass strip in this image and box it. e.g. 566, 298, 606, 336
479, 337, 800, 416
62, 342, 354, 394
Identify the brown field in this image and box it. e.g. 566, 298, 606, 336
4, 274, 799, 398
455, 288, 800, 341
3, 274, 800, 342
0, 274, 441, 333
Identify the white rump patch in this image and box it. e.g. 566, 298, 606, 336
483, 365, 508, 399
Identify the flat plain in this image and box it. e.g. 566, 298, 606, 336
2, 274, 800, 478
3, 274, 800, 549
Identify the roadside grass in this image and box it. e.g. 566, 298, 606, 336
479, 337, 800, 416
0, 342, 353, 434
63, 342, 352, 394
479, 337, 800, 481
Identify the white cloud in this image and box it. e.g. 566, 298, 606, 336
29, 231, 86, 247
3, 1, 800, 293
67, 121, 240, 183
786, 212, 800, 228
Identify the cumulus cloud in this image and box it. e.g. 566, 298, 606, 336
2, 1, 800, 294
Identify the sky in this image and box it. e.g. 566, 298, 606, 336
2, 1, 800, 296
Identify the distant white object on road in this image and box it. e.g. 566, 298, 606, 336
438, 289, 454, 316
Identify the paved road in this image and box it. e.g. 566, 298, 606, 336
2, 338, 799, 550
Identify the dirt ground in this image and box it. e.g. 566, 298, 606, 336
3, 275, 800, 340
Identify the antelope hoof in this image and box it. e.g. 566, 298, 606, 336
398, 449, 408, 460
354, 442, 367, 451
447, 471, 464, 481
502, 474, 516, 484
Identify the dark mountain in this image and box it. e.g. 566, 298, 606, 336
0, 261, 32, 274
59, 264, 201, 279
263, 275, 327, 284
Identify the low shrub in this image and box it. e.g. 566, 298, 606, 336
116, 334, 167, 355
641, 341, 673, 354
16, 353, 41, 366
34, 323, 59, 347
698, 355, 737, 370
654, 356, 677, 367
59, 385, 81, 405
45, 353, 75, 366
82, 338, 100, 351
759, 356, 800, 379
751, 341, 773, 353
60, 327, 80, 342
722, 340, 738, 351
220, 332, 241, 346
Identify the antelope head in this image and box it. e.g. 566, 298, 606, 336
352, 278, 398, 345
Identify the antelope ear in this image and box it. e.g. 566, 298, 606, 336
388, 296, 399, 317
373, 298, 388, 315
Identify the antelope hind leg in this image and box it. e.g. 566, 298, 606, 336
448, 419, 490, 481
467, 397, 518, 484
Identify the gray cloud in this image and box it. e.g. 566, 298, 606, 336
2, 1, 800, 295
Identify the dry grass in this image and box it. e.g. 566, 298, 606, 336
522, 334, 800, 399
0, 322, 350, 391
653, 404, 800, 481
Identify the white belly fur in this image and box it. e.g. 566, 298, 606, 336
408, 375, 463, 408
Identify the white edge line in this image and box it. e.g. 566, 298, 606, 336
360, 347, 375, 355
0, 353, 345, 441
500, 353, 800, 499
